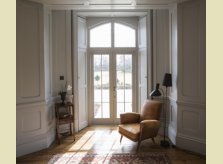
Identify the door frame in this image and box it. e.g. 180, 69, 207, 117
88, 48, 137, 125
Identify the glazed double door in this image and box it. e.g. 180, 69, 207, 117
91, 52, 136, 124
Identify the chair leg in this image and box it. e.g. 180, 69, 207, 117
69, 123, 72, 136
73, 134, 75, 141
137, 140, 141, 151
152, 138, 155, 144
120, 135, 123, 143
56, 125, 60, 145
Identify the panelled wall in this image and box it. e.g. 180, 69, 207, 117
169, 6, 178, 145
16, 0, 205, 156
51, 11, 75, 133
52, 11, 88, 132
76, 15, 88, 131
153, 10, 170, 86
152, 10, 170, 135
138, 16, 148, 110
52, 10, 72, 97
169, 0, 206, 155
176, 0, 206, 155
16, 0, 55, 157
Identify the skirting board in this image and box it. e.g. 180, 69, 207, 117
79, 121, 88, 131
168, 125, 176, 145
17, 126, 55, 157
176, 133, 206, 155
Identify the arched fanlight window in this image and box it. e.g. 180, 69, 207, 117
114, 23, 136, 47
90, 23, 111, 47
89, 22, 136, 48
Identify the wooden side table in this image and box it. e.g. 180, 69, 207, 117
55, 102, 75, 144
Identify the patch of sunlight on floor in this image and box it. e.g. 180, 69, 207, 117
68, 131, 95, 151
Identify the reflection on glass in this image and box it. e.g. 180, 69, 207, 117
90, 23, 111, 47
116, 54, 133, 118
94, 54, 110, 118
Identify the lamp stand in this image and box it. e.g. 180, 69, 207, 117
160, 86, 170, 148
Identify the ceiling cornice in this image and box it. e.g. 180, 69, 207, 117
28, 0, 190, 10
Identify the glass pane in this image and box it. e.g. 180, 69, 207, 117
90, 23, 111, 47
125, 55, 132, 102
125, 89, 132, 102
125, 103, 132, 113
117, 103, 124, 118
114, 23, 136, 47
94, 103, 101, 118
102, 55, 109, 102
102, 103, 109, 118
117, 89, 124, 103
94, 89, 101, 102
116, 54, 133, 118
116, 55, 124, 89
94, 54, 110, 119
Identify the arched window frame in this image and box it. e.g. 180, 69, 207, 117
88, 20, 137, 49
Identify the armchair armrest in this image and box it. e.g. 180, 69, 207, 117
120, 112, 140, 124
139, 120, 160, 141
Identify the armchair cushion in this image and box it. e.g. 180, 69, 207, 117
140, 100, 162, 121
118, 123, 140, 141
140, 120, 160, 141
120, 112, 140, 124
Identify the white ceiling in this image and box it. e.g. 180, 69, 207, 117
29, 0, 188, 17
30, 0, 184, 5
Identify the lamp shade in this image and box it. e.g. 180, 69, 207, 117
162, 73, 172, 87
150, 83, 162, 97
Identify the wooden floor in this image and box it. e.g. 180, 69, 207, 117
17, 125, 205, 164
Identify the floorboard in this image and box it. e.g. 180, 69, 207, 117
17, 125, 205, 163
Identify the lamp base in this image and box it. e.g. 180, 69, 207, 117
160, 140, 170, 148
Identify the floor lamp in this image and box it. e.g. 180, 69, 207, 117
149, 73, 172, 148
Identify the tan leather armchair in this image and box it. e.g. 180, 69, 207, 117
118, 100, 162, 151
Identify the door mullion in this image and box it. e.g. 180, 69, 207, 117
110, 51, 114, 123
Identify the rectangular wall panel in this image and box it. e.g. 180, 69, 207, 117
182, 110, 199, 131
78, 17, 88, 130
178, 0, 205, 103
138, 16, 147, 111
16, 0, 44, 103
181, 4, 199, 97
17, 102, 45, 145
52, 10, 72, 96
22, 111, 42, 132
78, 49, 87, 130
153, 10, 169, 86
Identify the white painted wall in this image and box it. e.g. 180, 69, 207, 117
138, 16, 148, 110
169, 5, 178, 145
44, 6, 53, 100
152, 10, 170, 86
16, 0, 55, 157
52, 10, 72, 96
176, 0, 206, 155
151, 9, 170, 135
16, 0, 44, 104
16, 0, 206, 156
77, 17, 88, 130
169, 0, 206, 155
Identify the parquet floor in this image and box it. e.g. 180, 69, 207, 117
17, 125, 205, 163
